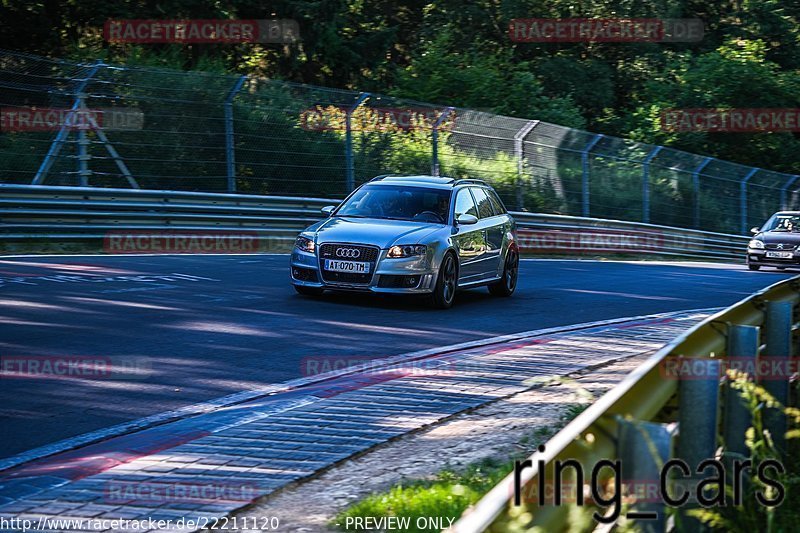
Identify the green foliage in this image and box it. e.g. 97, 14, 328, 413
625, 39, 800, 172
333, 458, 511, 533
684, 372, 800, 532
390, 32, 586, 128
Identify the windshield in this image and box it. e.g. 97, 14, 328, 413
335, 184, 451, 223
762, 215, 800, 232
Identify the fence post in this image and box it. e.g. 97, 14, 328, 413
513, 120, 538, 211
763, 300, 792, 457
431, 107, 455, 177
780, 175, 799, 210
642, 146, 663, 224
740, 168, 759, 234
722, 325, 759, 466
76, 95, 91, 187
224, 75, 246, 193
33, 59, 103, 185
692, 157, 713, 229
618, 419, 674, 532
581, 134, 602, 217
345, 92, 370, 192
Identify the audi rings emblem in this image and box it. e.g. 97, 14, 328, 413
336, 247, 361, 258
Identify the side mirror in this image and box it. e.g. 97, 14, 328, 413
456, 214, 479, 226
321, 205, 336, 216
750, 227, 760, 234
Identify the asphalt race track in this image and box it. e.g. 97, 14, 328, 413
0, 254, 793, 459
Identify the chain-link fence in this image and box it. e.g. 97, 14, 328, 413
1, 48, 796, 234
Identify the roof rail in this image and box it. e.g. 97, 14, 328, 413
452, 178, 488, 187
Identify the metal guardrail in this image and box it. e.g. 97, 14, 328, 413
512, 212, 747, 261
0, 184, 332, 251
451, 277, 799, 532
0, 184, 747, 261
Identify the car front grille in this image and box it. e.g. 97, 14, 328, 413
765, 243, 797, 250
319, 243, 380, 285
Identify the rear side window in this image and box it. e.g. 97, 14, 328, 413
487, 190, 507, 214
471, 187, 495, 218
454, 189, 478, 218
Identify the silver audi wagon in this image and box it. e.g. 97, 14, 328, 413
290, 175, 519, 308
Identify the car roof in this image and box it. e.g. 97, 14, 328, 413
773, 212, 800, 216
366, 175, 489, 190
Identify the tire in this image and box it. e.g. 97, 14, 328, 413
294, 285, 325, 296
429, 252, 458, 309
748, 264, 761, 271
489, 248, 519, 297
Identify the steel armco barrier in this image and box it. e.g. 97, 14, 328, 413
450, 276, 800, 533
0, 184, 333, 252
0, 184, 747, 260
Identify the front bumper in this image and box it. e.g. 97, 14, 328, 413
290, 247, 437, 294
747, 249, 800, 267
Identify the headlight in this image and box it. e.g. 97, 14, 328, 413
387, 244, 426, 258
748, 239, 765, 249
295, 235, 315, 253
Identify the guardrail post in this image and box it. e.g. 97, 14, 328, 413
692, 157, 713, 229
642, 146, 663, 224
512, 120, 539, 211
780, 175, 799, 210
740, 168, 759, 235
345, 92, 370, 192
432, 107, 455, 177
722, 325, 759, 465
581, 134, 602, 217
33, 60, 103, 185
224, 75, 246, 193
677, 358, 720, 532
763, 300, 792, 457
618, 419, 673, 532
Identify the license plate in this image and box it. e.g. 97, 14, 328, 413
324, 259, 371, 273
766, 251, 793, 259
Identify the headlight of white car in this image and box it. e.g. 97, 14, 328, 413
748, 239, 765, 249
295, 235, 316, 253
387, 244, 426, 258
